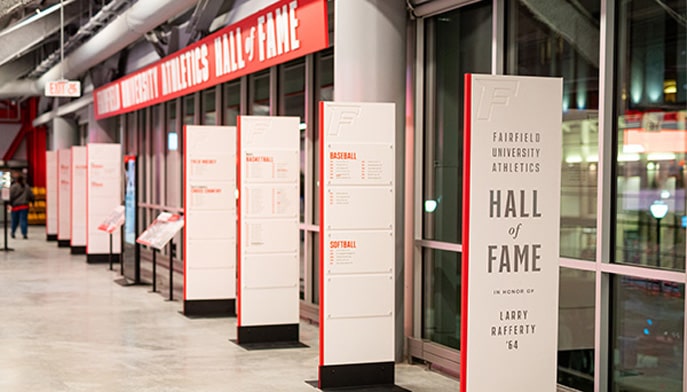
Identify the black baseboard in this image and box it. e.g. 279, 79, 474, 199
57, 239, 70, 247
237, 324, 299, 345
70, 246, 86, 255
46, 234, 57, 241
319, 362, 395, 389
183, 299, 235, 317
87, 253, 121, 264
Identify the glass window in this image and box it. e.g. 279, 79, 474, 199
313, 49, 333, 226
421, 2, 492, 350
152, 105, 163, 207
279, 59, 306, 220
422, 248, 461, 349
202, 89, 216, 125
126, 113, 137, 153
224, 81, 240, 126
507, 0, 600, 261
611, 275, 684, 391
312, 49, 334, 306
615, 0, 687, 271
166, 100, 181, 208
558, 268, 595, 391
183, 95, 195, 125
424, 2, 492, 244
249, 70, 270, 115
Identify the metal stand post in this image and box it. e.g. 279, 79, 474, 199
120, 233, 124, 275
108, 233, 113, 270
150, 248, 157, 293
167, 241, 175, 301
2, 201, 14, 252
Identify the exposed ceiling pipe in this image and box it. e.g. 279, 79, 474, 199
0, 0, 199, 98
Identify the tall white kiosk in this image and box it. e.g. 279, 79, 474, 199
318, 102, 396, 389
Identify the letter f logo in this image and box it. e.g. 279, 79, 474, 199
327, 105, 361, 136
475, 79, 519, 120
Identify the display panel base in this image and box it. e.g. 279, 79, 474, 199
57, 239, 70, 247
306, 380, 409, 392
70, 246, 86, 255
86, 253, 121, 264
318, 362, 395, 389
114, 277, 148, 287
47, 234, 57, 241
237, 324, 299, 346
183, 299, 235, 317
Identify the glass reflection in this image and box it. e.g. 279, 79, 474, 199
224, 81, 240, 126
615, 0, 687, 271
422, 248, 461, 349
202, 89, 215, 125
612, 275, 684, 391
423, 2, 492, 244
558, 268, 595, 391
507, 0, 600, 261
249, 71, 270, 115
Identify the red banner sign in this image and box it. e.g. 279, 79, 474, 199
94, 0, 328, 120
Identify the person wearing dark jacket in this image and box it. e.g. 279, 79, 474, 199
9, 175, 33, 239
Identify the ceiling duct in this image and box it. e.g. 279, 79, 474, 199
0, 0, 199, 98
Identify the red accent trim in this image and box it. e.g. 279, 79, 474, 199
94, 0, 329, 120
321, 0, 329, 45
85, 147, 89, 254
460, 74, 472, 392
45, 151, 48, 236
0, 100, 20, 122
70, 147, 74, 246
236, 117, 242, 327
57, 152, 60, 239
318, 101, 325, 373
11, 205, 29, 212
183, 125, 188, 301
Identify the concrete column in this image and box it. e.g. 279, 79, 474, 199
334, 0, 407, 362
51, 116, 78, 151
88, 104, 118, 143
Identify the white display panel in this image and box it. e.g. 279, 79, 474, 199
86, 143, 122, 255
70, 146, 87, 247
184, 125, 236, 301
57, 149, 71, 242
462, 74, 562, 392
238, 116, 299, 327
320, 102, 396, 366
45, 151, 58, 236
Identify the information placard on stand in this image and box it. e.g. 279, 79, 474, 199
183, 125, 237, 317
98, 205, 125, 271
138, 212, 185, 302
98, 205, 125, 234
86, 143, 122, 264
137, 212, 184, 250
45, 151, 58, 241
57, 149, 71, 248
237, 115, 300, 347
460, 74, 562, 392
70, 146, 87, 254
318, 102, 396, 389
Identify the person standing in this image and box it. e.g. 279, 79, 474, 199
9, 175, 34, 239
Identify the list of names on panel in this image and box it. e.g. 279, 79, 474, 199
184, 125, 236, 301
321, 102, 396, 365
243, 150, 299, 254
239, 116, 300, 327
325, 144, 394, 273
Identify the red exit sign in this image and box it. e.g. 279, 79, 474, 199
45, 80, 81, 97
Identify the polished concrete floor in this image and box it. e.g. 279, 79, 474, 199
0, 227, 460, 391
